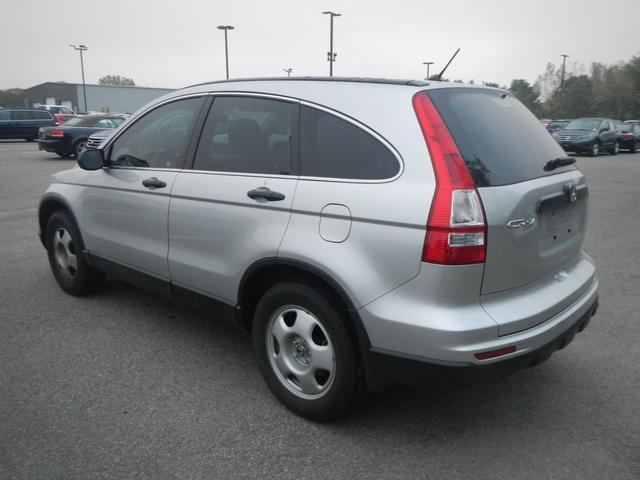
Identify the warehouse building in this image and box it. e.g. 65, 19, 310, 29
21, 82, 175, 114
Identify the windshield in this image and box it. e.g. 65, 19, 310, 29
62, 116, 123, 128
564, 119, 601, 130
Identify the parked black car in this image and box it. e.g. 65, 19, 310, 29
552, 117, 620, 156
546, 119, 571, 134
37, 114, 127, 158
617, 121, 640, 153
0, 108, 55, 141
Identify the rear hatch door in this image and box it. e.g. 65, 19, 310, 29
428, 87, 594, 335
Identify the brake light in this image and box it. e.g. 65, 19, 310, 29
50, 129, 65, 138
413, 91, 487, 265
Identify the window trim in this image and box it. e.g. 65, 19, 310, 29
297, 100, 404, 184
101, 93, 208, 171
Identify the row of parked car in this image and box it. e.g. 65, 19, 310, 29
541, 117, 640, 156
0, 106, 128, 157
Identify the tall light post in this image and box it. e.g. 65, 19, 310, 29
217, 25, 234, 79
69, 44, 88, 112
322, 11, 341, 77
282, 68, 293, 77
422, 61, 434, 80
559, 54, 569, 115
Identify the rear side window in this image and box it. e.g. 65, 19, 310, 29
300, 106, 399, 179
11, 111, 34, 120
427, 88, 574, 187
35, 111, 52, 120
0, 111, 9, 120
194, 96, 295, 175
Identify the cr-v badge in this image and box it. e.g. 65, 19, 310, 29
507, 216, 536, 229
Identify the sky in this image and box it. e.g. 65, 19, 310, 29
1, 0, 638, 90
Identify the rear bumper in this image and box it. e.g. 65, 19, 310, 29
367, 296, 597, 389
37, 139, 72, 154
358, 258, 599, 390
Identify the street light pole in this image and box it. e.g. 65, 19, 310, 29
282, 68, 293, 77
322, 11, 341, 77
69, 44, 88, 112
217, 25, 235, 79
422, 61, 434, 80
559, 54, 569, 115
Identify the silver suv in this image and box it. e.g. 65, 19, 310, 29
39, 78, 599, 421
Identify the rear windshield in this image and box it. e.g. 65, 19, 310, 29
619, 124, 632, 133
564, 119, 601, 130
427, 88, 574, 187
64, 116, 124, 127
548, 121, 569, 129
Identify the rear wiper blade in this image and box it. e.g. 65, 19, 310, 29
544, 156, 576, 171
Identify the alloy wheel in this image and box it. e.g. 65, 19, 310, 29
266, 305, 336, 399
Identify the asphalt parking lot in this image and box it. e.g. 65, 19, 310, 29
1, 140, 638, 479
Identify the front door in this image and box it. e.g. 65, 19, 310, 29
82, 96, 205, 280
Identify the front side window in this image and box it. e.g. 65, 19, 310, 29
193, 96, 295, 175
0, 111, 10, 121
109, 97, 202, 169
299, 105, 399, 180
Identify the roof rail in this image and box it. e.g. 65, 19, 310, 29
186, 76, 430, 89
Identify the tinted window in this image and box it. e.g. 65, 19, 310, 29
428, 88, 574, 187
35, 111, 52, 120
194, 96, 295, 175
0, 110, 9, 121
110, 97, 202, 169
564, 119, 602, 131
11, 110, 35, 120
300, 106, 399, 179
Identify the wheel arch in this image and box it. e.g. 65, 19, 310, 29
38, 194, 83, 249
237, 258, 373, 367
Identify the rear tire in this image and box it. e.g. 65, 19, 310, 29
631, 142, 638, 153
45, 211, 105, 296
73, 139, 87, 158
252, 281, 364, 421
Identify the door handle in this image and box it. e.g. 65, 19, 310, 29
247, 187, 285, 201
142, 177, 167, 189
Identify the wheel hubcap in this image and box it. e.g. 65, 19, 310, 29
593, 144, 599, 155
53, 227, 77, 280
266, 306, 336, 399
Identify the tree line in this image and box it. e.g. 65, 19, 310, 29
506, 54, 640, 120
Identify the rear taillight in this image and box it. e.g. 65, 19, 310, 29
50, 129, 65, 138
413, 91, 487, 265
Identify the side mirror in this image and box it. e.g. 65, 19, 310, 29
600, 127, 609, 133
78, 149, 105, 170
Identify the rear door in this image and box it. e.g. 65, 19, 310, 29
0, 110, 15, 138
167, 94, 298, 303
428, 87, 594, 335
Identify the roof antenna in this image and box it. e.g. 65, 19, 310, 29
434, 48, 461, 81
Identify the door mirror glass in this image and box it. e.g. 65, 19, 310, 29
78, 149, 104, 170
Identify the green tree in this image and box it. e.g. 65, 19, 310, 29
98, 75, 136, 86
509, 79, 541, 115
552, 75, 594, 118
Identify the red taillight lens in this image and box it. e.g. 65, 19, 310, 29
50, 129, 65, 138
413, 91, 487, 265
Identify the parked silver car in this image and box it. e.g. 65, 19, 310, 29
39, 78, 599, 420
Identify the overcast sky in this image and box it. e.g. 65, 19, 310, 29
1, 0, 638, 90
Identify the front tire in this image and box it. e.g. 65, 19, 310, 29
590, 142, 600, 157
610, 141, 620, 155
45, 211, 105, 296
252, 282, 363, 421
